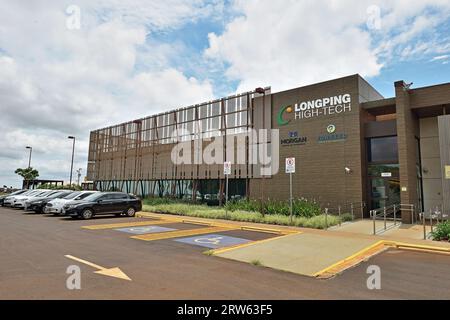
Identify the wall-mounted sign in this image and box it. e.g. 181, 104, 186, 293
281, 131, 307, 146
277, 93, 352, 126
326, 124, 336, 134
445, 165, 450, 179
318, 125, 347, 143
401, 187, 407, 192
285, 158, 295, 174
224, 161, 231, 175
381, 172, 392, 177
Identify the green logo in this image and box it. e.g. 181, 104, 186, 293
277, 105, 293, 126
327, 124, 336, 134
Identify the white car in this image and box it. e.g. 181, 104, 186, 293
3, 190, 43, 207
44, 191, 98, 215
12, 190, 55, 209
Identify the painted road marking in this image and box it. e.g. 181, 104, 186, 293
64, 255, 131, 281
82, 220, 173, 230
131, 226, 236, 241
115, 226, 177, 235
175, 234, 251, 249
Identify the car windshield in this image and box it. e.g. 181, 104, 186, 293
9, 190, 27, 196
75, 192, 96, 200
82, 193, 106, 202
63, 192, 81, 200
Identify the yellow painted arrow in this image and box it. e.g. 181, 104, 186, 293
65, 255, 131, 281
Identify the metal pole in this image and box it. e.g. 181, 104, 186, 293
393, 204, 397, 225
350, 203, 354, 221
430, 208, 433, 233
225, 174, 229, 219
372, 210, 376, 235
361, 202, 364, 219
69, 137, 75, 186
338, 205, 341, 226
289, 172, 293, 224
325, 208, 328, 230
423, 212, 426, 240
28, 147, 32, 168
384, 206, 387, 230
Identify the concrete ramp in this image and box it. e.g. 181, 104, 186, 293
214, 233, 380, 277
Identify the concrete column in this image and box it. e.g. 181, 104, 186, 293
438, 115, 450, 215
395, 81, 420, 223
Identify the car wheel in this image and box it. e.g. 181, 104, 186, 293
126, 207, 136, 217
81, 209, 94, 220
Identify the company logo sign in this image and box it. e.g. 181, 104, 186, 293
277, 105, 293, 126
318, 124, 347, 143
281, 131, 307, 146
276, 93, 352, 126
326, 124, 336, 134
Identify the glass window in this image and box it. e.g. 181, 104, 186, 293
368, 136, 398, 163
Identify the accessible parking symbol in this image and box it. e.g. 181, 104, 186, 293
174, 234, 251, 249
115, 226, 177, 235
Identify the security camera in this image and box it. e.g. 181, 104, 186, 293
345, 167, 352, 174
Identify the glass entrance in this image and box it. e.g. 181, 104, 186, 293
369, 177, 400, 210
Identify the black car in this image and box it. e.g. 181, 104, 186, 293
0, 189, 28, 206
26, 190, 74, 214
63, 192, 142, 220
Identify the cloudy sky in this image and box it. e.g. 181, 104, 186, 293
0, 0, 449, 188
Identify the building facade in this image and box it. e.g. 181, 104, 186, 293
86, 74, 450, 223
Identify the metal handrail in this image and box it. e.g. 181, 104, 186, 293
370, 203, 402, 235
420, 206, 449, 240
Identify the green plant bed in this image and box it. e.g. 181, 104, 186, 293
431, 221, 450, 242
142, 200, 341, 229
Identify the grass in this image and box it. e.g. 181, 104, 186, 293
142, 199, 342, 229
250, 259, 263, 266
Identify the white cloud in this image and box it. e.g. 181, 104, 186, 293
204, 0, 450, 92
0, 1, 216, 187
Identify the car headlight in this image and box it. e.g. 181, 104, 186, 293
67, 204, 77, 209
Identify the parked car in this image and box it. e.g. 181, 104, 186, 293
63, 192, 142, 220
0, 189, 28, 206
26, 190, 74, 213
44, 191, 98, 215
3, 190, 47, 207
12, 190, 63, 209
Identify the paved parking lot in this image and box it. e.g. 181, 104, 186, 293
2, 206, 450, 299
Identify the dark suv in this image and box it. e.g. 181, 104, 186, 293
63, 192, 142, 220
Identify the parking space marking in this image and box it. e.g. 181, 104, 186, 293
115, 226, 177, 235
175, 234, 251, 249
82, 220, 173, 230
130, 226, 236, 242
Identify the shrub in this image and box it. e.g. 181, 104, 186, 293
224, 198, 322, 218
431, 221, 450, 241
143, 199, 340, 230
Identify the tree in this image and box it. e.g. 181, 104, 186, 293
15, 167, 39, 188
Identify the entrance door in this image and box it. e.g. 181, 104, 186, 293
369, 177, 400, 210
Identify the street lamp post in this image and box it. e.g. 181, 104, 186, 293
68, 136, 76, 186
25, 146, 32, 168
255, 87, 266, 215
76, 168, 83, 186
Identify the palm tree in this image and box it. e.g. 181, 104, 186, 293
15, 167, 39, 188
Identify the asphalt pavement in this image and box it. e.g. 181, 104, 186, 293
1, 206, 450, 299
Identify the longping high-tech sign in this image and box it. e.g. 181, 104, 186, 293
277, 93, 352, 126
